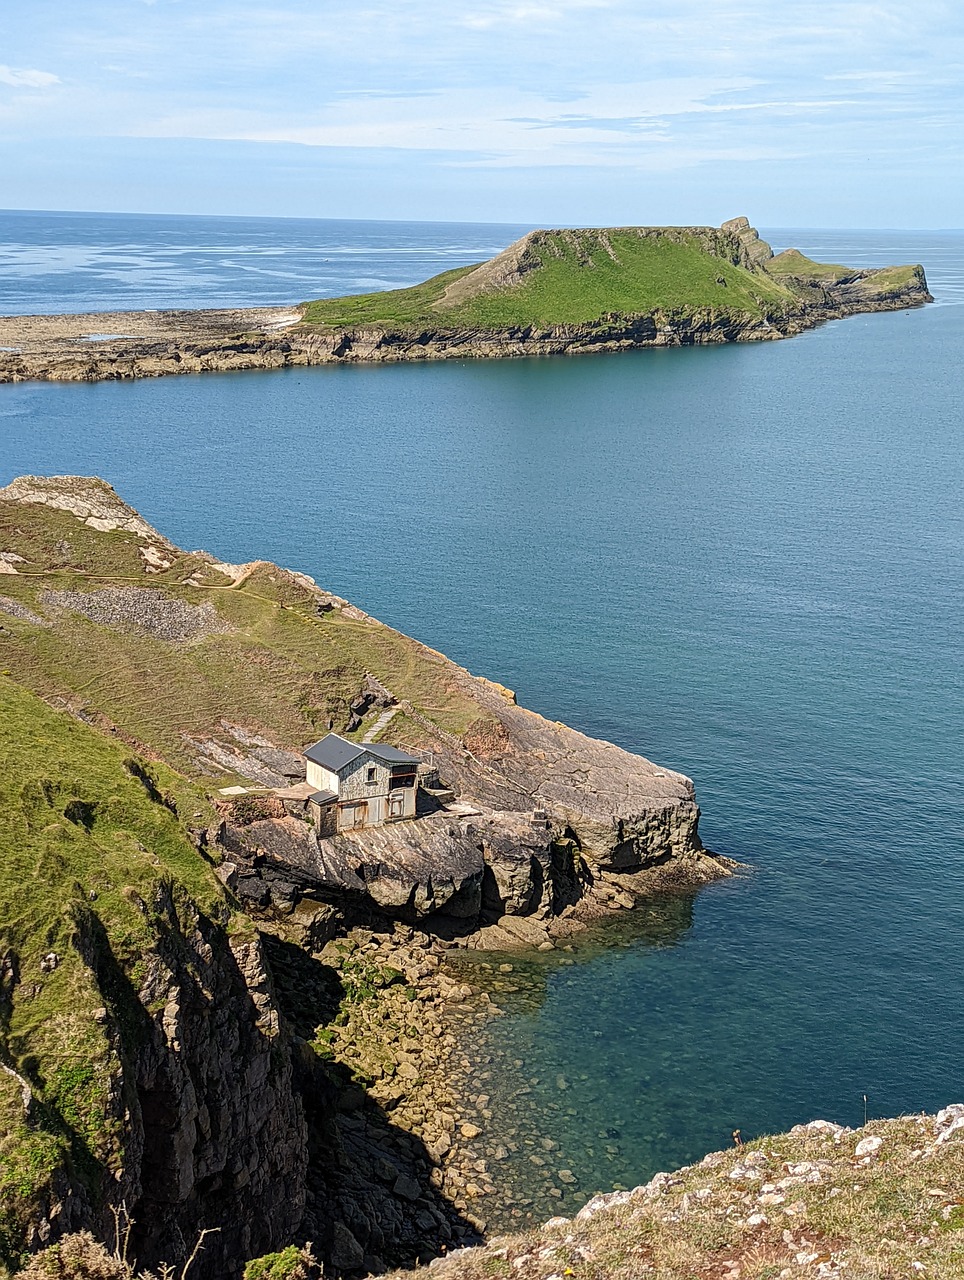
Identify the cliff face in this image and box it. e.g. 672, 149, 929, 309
0, 680, 306, 1277
76, 893, 308, 1275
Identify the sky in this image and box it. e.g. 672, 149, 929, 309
0, 0, 961, 227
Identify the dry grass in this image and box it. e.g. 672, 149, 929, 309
388, 1111, 964, 1280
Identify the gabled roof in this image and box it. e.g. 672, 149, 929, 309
304, 733, 421, 773
304, 733, 364, 772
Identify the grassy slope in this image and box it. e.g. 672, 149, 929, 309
389, 1114, 964, 1280
767, 250, 922, 293
0, 503, 493, 781
0, 678, 224, 1259
301, 231, 797, 330
767, 249, 854, 280
0, 489, 501, 1269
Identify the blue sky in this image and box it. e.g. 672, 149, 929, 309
0, 0, 960, 226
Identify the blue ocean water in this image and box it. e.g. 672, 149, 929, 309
0, 209, 527, 314
1, 211, 962, 1222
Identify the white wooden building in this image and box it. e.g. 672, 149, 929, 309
303, 733, 421, 834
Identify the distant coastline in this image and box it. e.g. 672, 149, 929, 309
0, 218, 933, 384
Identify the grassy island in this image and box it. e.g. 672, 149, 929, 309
0, 216, 931, 383
301, 227, 797, 328
299, 217, 929, 335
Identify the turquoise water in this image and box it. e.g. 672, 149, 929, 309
1, 215, 963, 1222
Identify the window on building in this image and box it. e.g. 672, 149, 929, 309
366, 765, 377, 784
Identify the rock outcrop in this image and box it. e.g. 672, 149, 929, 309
388, 1108, 964, 1280
80, 891, 308, 1276
0, 473, 729, 943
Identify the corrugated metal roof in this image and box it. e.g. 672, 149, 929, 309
303, 733, 364, 771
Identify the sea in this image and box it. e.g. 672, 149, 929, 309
1, 209, 962, 1224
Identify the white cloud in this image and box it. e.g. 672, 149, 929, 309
0, 64, 60, 89
461, 0, 614, 29
128, 75, 864, 170
131, 78, 758, 157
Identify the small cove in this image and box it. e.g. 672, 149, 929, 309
1, 214, 962, 1225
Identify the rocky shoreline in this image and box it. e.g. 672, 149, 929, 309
263, 880, 721, 1259
0, 266, 931, 383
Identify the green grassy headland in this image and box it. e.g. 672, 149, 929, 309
301, 229, 798, 329
298, 223, 926, 336
0, 480, 509, 1266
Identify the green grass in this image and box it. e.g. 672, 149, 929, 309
0, 505, 492, 776
0, 678, 225, 1264
451, 231, 795, 325
861, 263, 922, 291
244, 1245, 319, 1280
301, 265, 477, 327
299, 227, 803, 332
767, 248, 854, 280
300, 227, 925, 337
302, 231, 797, 331
767, 252, 922, 296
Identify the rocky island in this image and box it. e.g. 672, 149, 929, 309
0, 218, 931, 383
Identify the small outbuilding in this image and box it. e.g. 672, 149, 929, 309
303, 732, 421, 835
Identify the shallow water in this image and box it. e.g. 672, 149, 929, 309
0, 209, 527, 314
1, 213, 962, 1225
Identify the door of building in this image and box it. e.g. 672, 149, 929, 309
342, 801, 368, 830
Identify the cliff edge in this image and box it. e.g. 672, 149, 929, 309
387, 1107, 964, 1280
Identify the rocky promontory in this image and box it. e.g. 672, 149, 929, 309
0, 219, 932, 383
0, 473, 729, 946
0, 474, 730, 1277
